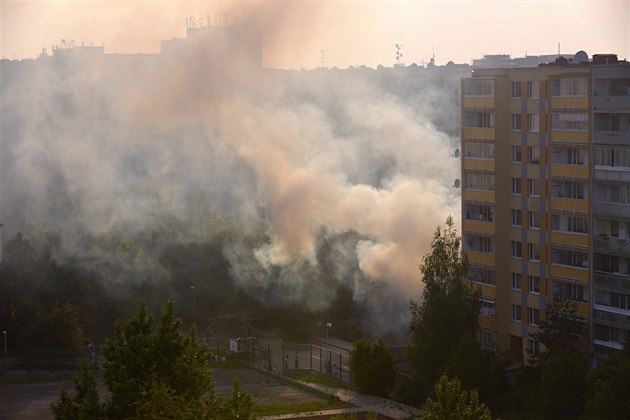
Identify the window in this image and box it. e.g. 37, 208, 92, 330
553, 281, 586, 302
468, 266, 495, 285
511, 178, 522, 195
560, 78, 588, 96
464, 204, 494, 222
528, 243, 540, 261
528, 81, 539, 99
594, 147, 630, 169
528, 212, 540, 229
464, 142, 495, 159
552, 147, 587, 165
511, 241, 522, 258
527, 339, 540, 355
511, 304, 522, 322
511, 146, 522, 163
511, 114, 522, 131
552, 113, 588, 131
464, 79, 494, 96
464, 172, 495, 191
528, 276, 540, 294
528, 179, 540, 196
477, 330, 496, 349
552, 181, 585, 199
567, 216, 588, 233
511, 272, 522, 290
552, 248, 588, 268
528, 308, 540, 326
528, 147, 540, 164
528, 114, 540, 132
466, 235, 494, 253
480, 299, 496, 317
595, 290, 630, 310
611, 220, 620, 237
511, 209, 522, 226
464, 111, 494, 128
511, 82, 522, 98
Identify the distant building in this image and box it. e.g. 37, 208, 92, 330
461, 52, 630, 364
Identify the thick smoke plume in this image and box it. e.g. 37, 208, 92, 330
1, 23, 459, 335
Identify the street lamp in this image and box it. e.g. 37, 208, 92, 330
0, 223, 4, 265
3, 331, 7, 378
326, 322, 332, 344
190, 286, 196, 326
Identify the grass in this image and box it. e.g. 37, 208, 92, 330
291, 373, 355, 391
254, 398, 353, 417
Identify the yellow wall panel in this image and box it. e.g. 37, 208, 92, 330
463, 97, 495, 108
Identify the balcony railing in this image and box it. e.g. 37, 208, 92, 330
594, 236, 630, 256
593, 202, 630, 219
594, 271, 630, 291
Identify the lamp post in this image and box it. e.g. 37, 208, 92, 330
190, 286, 196, 326
326, 322, 332, 345
0, 223, 4, 264
3, 331, 7, 378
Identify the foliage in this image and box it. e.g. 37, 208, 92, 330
422, 374, 492, 420
525, 349, 588, 420
102, 299, 213, 418
349, 339, 397, 397
131, 380, 201, 420
441, 332, 506, 410
19, 301, 85, 349
407, 217, 481, 401
582, 337, 630, 420
50, 361, 103, 420
204, 378, 255, 420
529, 296, 586, 364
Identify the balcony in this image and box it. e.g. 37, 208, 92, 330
593, 95, 630, 111
463, 219, 495, 235
593, 130, 630, 146
463, 96, 495, 109
594, 167, 630, 183
551, 231, 589, 248
594, 271, 630, 291
593, 201, 630, 219
594, 236, 630, 256
551, 163, 589, 179
463, 159, 495, 171
463, 127, 495, 140
551, 96, 589, 109
551, 197, 589, 213
466, 251, 495, 266
463, 189, 495, 203
551, 264, 589, 282
551, 130, 590, 144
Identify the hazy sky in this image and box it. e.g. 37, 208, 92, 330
1, 0, 629, 68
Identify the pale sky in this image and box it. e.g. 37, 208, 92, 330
1, 0, 629, 68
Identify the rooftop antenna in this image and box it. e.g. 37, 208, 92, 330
320, 49, 327, 68
558, 42, 560, 56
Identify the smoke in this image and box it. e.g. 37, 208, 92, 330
0, 22, 460, 335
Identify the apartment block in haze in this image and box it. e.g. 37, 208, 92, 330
461, 52, 630, 365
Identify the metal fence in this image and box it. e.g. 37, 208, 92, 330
0, 345, 100, 379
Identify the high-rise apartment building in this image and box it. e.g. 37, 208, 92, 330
461, 54, 629, 364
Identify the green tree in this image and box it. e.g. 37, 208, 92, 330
407, 217, 481, 401
50, 361, 103, 420
423, 374, 492, 420
204, 378, 255, 420
349, 339, 397, 397
582, 336, 630, 419
102, 299, 213, 418
529, 296, 587, 364
19, 301, 85, 349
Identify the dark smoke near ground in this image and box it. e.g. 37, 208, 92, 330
0, 29, 460, 341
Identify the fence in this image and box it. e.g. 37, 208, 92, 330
0, 345, 100, 379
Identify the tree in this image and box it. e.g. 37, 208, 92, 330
582, 336, 630, 419
204, 378, 255, 420
407, 217, 481, 400
102, 299, 213, 418
19, 301, 85, 349
422, 374, 492, 420
349, 339, 397, 397
529, 296, 586, 364
50, 361, 103, 420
